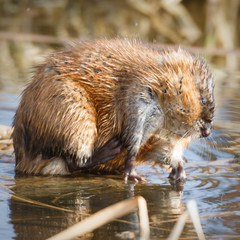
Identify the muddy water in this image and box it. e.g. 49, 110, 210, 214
0, 70, 240, 240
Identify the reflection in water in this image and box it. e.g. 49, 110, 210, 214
0, 71, 240, 239
8, 176, 185, 239
9, 177, 90, 240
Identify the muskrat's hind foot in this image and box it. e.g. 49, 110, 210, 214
92, 137, 122, 164
168, 164, 186, 183
123, 156, 146, 183
78, 137, 122, 169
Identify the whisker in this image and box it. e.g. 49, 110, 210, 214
176, 128, 192, 145
164, 128, 194, 162
207, 135, 218, 150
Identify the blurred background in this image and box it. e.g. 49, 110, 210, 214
0, 0, 239, 92
0, 2, 240, 239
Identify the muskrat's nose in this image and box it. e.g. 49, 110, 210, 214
201, 127, 211, 137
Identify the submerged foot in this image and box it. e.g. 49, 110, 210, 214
168, 164, 186, 183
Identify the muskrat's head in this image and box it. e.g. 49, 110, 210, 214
155, 49, 215, 139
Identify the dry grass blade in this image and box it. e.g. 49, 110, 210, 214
0, 183, 14, 194
47, 196, 149, 240
12, 194, 74, 213
167, 200, 206, 240
1, 183, 74, 213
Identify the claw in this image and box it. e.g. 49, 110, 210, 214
123, 170, 146, 183
123, 155, 146, 183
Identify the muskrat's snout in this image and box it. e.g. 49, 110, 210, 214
201, 127, 211, 137
200, 121, 212, 138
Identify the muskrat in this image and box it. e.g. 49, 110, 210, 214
12, 39, 215, 182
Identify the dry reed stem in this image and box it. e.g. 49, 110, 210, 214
0, 125, 13, 140
47, 196, 149, 240
167, 211, 189, 240
168, 200, 206, 240
187, 200, 206, 240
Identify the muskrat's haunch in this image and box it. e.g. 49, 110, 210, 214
12, 39, 215, 182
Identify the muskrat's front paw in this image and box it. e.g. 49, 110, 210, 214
123, 169, 145, 183
168, 164, 186, 183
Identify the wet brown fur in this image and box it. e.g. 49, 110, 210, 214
12, 39, 215, 180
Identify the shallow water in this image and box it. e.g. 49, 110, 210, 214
0, 70, 240, 240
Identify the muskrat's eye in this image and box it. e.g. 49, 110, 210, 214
201, 98, 206, 105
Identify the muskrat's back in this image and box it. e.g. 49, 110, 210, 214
12, 39, 215, 182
